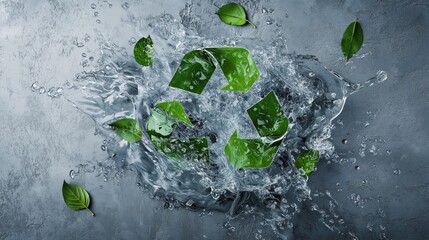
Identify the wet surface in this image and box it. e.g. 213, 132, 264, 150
1, 0, 428, 239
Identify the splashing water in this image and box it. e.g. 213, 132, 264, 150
57, 12, 387, 239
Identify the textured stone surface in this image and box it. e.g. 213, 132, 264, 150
0, 0, 428, 239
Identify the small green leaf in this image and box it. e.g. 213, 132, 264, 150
169, 50, 216, 94
62, 181, 95, 216
156, 101, 193, 127
109, 118, 142, 142
247, 91, 288, 141
205, 47, 260, 92
295, 149, 320, 176
146, 109, 177, 138
341, 20, 364, 61
134, 35, 154, 66
216, 3, 256, 28
224, 130, 279, 169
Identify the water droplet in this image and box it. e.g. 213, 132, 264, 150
31, 81, 40, 92
89, 56, 94, 61
101, 145, 106, 151
77, 42, 84, 47
84, 34, 90, 42
121, 2, 129, 9
82, 53, 87, 57
342, 139, 348, 144
355, 165, 360, 170
96, 19, 101, 24
393, 169, 401, 175
39, 87, 46, 94
69, 170, 77, 179
94, 11, 99, 16
266, 18, 274, 25
91, 3, 96, 9
128, 37, 136, 46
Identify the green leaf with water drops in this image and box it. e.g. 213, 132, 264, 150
295, 149, 320, 176
169, 50, 216, 94
156, 101, 192, 127
151, 136, 209, 162
224, 130, 279, 169
146, 101, 210, 162
341, 19, 364, 61
62, 181, 95, 216
247, 91, 288, 141
216, 3, 256, 28
205, 47, 260, 92
108, 118, 142, 142
134, 35, 154, 66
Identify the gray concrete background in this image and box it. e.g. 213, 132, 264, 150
0, 0, 428, 239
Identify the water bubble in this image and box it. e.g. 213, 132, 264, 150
77, 42, 84, 48
31, 81, 40, 92
342, 139, 347, 144
393, 169, 401, 175
94, 11, 99, 16
354, 165, 360, 170
96, 19, 101, 24
121, 2, 129, 9
90, 3, 96, 9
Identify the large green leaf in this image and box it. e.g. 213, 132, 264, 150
295, 149, 320, 176
247, 91, 288, 141
155, 101, 192, 127
108, 118, 142, 142
134, 35, 154, 66
341, 20, 364, 61
169, 50, 216, 94
62, 181, 95, 216
224, 130, 279, 169
205, 47, 260, 92
216, 3, 256, 28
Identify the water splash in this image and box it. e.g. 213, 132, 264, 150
57, 10, 387, 240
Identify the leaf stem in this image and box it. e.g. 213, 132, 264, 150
246, 19, 257, 29
87, 207, 95, 217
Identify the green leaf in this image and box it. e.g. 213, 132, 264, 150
216, 3, 256, 28
146, 108, 177, 138
247, 91, 288, 141
134, 35, 154, 66
205, 47, 260, 92
155, 101, 193, 127
224, 130, 279, 169
341, 20, 364, 61
62, 181, 95, 216
151, 136, 209, 162
145, 102, 210, 162
108, 118, 142, 142
169, 50, 216, 94
295, 149, 320, 176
